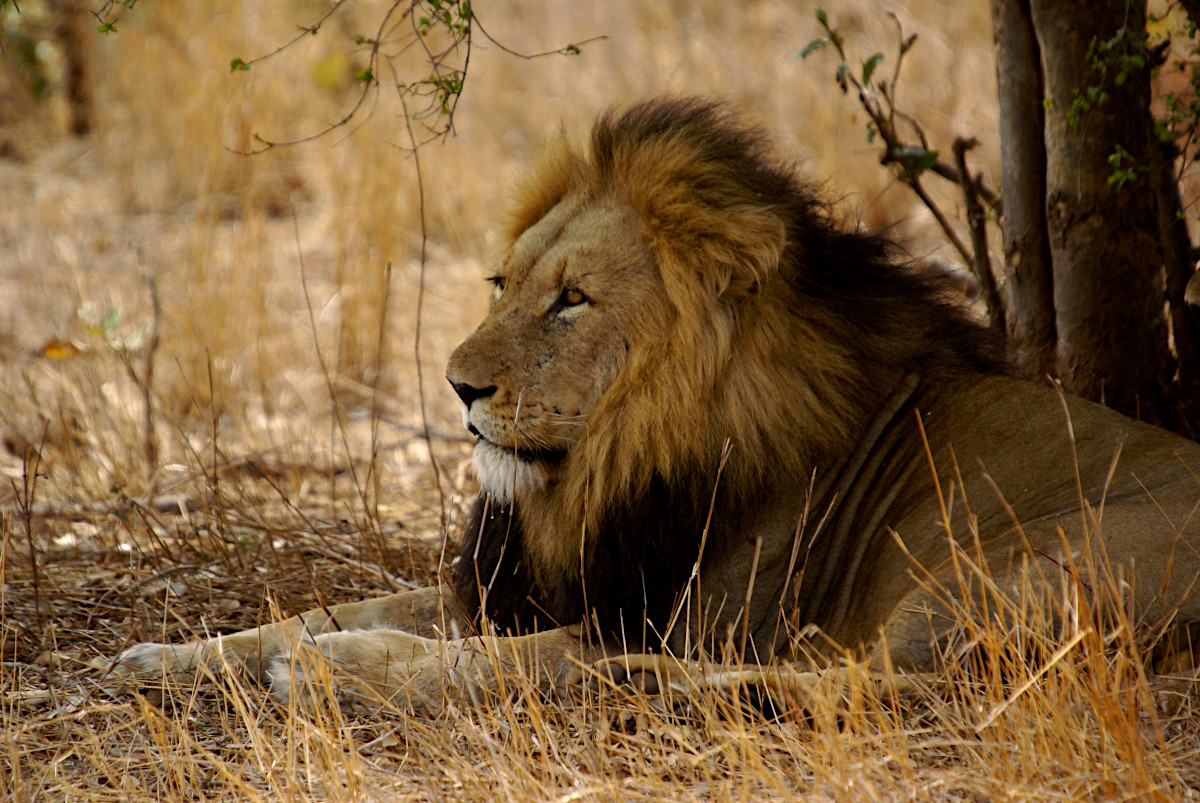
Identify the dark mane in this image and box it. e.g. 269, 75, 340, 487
454, 469, 762, 645
592, 96, 1004, 379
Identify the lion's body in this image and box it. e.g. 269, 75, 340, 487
820, 373, 1200, 668
114, 98, 1200, 710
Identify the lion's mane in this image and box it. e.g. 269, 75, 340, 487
453, 97, 1002, 644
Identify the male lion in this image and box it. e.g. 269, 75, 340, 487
114, 97, 1200, 710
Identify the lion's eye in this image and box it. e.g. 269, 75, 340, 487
487, 275, 507, 298
559, 288, 587, 308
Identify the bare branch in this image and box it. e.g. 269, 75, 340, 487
235, 1, 407, 154
398, 91, 448, 540
907, 176, 973, 266
953, 137, 1005, 332
233, 0, 354, 72
472, 11, 607, 59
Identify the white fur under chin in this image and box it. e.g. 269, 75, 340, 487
473, 440, 549, 503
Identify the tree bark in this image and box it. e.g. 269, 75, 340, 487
56, 0, 94, 137
989, 0, 1056, 380
1153, 140, 1199, 413
1029, 0, 1171, 420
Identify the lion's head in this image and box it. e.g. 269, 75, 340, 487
445, 189, 666, 505
446, 98, 999, 634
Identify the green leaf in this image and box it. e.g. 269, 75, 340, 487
835, 60, 849, 92
354, 67, 374, 84
97, 21, 118, 34
564, 43, 581, 55
815, 8, 828, 26
862, 52, 884, 84
894, 146, 939, 174
230, 57, 250, 72
798, 38, 827, 59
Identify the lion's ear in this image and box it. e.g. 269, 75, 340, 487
649, 202, 787, 303
710, 205, 787, 299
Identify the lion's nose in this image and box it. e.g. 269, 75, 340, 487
450, 381, 497, 408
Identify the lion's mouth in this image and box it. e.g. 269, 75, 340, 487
472, 429, 567, 465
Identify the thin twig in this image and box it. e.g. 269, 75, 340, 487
140, 267, 160, 482
291, 208, 381, 547
235, 0, 353, 71
472, 11, 607, 59
235, 0, 404, 154
368, 262, 393, 542
879, 151, 1000, 209
397, 90, 448, 542
13, 423, 48, 636
907, 176, 973, 265
953, 136, 1006, 330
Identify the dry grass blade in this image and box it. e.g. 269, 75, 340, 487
973, 626, 1092, 731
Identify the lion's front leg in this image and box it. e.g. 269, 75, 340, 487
583, 653, 922, 707
110, 585, 464, 687
270, 626, 593, 713
111, 624, 312, 686
269, 630, 442, 712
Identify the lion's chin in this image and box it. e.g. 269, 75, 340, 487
472, 439, 555, 504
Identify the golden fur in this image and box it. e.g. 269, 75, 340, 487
504, 109, 851, 524
112, 98, 1200, 712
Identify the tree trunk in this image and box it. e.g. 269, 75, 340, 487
56, 0, 93, 137
1153, 139, 1200, 426
989, 0, 1056, 380
1029, 0, 1171, 421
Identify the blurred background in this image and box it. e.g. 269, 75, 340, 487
0, 0, 998, 512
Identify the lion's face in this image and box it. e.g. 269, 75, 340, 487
446, 193, 669, 503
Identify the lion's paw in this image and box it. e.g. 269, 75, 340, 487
110, 641, 209, 684
573, 653, 705, 695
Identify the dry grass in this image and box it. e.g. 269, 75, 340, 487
2, 0, 1198, 800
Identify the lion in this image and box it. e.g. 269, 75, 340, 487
113, 97, 1200, 711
